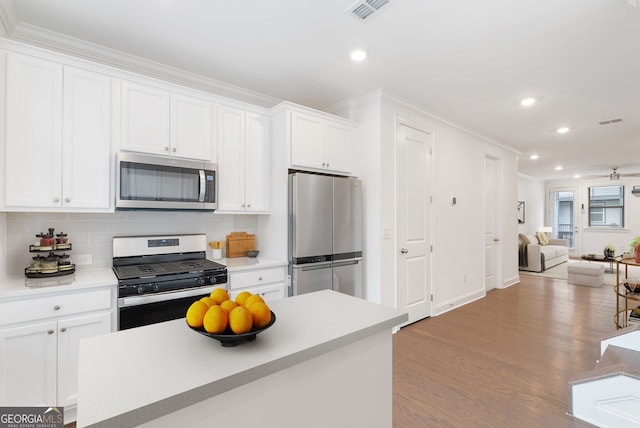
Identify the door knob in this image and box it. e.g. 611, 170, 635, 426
400, 248, 408, 254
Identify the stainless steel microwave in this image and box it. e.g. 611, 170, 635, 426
116, 152, 217, 211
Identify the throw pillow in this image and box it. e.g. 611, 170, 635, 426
536, 231, 549, 246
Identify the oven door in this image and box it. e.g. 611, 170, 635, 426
118, 286, 216, 330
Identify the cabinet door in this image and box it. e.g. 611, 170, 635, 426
229, 283, 285, 303
171, 94, 214, 161
324, 122, 352, 174
62, 67, 112, 209
290, 111, 325, 170
217, 106, 246, 211
120, 80, 170, 156
245, 112, 269, 212
0, 321, 57, 406
4, 53, 63, 208
57, 311, 111, 407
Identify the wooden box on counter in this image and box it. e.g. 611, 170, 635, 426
226, 232, 256, 258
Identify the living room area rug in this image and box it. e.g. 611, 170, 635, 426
519, 260, 640, 286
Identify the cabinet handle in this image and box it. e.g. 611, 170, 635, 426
47, 330, 54, 335
53, 305, 61, 311
322, 162, 326, 167
164, 147, 170, 152
53, 197, 60, 203
326, 163, 330, 168
400, 248, 408, 254
247, 204, 251, 208
172, 147, 176, 153
242, 204, 245, 208
64, 198, 71, 203
258, 277, 263, 281
60, 327, 67, 333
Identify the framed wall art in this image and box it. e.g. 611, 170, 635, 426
517, 201, 525, 224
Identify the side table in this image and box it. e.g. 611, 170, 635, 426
614, 257, 640, 329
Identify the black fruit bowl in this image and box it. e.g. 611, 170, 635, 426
187, 311, 275, 346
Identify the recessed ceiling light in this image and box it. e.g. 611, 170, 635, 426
520, 98, 536, 107
529, 154, 539, 160
350, 50, 367, 61
574, 174, 581, 178
557, 127, 570, 134
555, 166, 563, 171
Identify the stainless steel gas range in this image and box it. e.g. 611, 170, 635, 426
112, 234, 227, 330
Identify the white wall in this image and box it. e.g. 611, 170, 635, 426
546, 177, 640, 256
355, 90, 519, 315
518, 174, 545, 234
3, 211, 260, 276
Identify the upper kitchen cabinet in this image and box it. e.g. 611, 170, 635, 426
217, 105, 270, 213
3, 52, 112, 211
120, 80, 215, 162
273, 102, 356, 176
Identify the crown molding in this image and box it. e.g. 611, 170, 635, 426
0, 0, 18, 37
5, 21, 281, 108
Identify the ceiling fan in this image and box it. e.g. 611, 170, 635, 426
581, 167, 640, 181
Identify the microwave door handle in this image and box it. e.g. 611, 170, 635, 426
198, 170, 206, 202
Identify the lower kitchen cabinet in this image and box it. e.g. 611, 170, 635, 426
0, 288, 113, 413
227, 266, 286, 303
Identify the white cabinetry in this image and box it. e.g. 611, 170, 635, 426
3, 53, 112, 211
228, 266, 286, 302
217, 105, 269, 213
0, 288, 113, 410
120, 80, 215, 161
287, 107, 354, 175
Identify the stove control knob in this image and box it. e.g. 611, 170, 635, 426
152, 283, 160, 292
136, 285, 145, 294
197, 277, 206, 286
209, 276, 217, 284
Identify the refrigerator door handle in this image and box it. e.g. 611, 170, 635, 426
332, 259, 361, 268
293, 262, 332, 270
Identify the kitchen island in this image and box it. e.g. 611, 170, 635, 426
76, 290, 407, 428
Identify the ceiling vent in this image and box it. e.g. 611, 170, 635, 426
598, 118, 624, 125
348, 0, 390, 21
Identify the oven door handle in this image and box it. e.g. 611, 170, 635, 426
118, 286, 216, 308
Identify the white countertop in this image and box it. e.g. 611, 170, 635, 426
214, 256, 287, 271
77, 290, 407, 428
0, 268, 117, 300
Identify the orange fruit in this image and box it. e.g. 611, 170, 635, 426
243, 294, 264, 308
199, 296, 216, 307
235, 291, 252, 306
229, 306, 253, 334
247, 301, 271, 329
203, 305, 228, 334
186, 301, 209, 328
210, 288, 230, 305
220, 299, 238, 313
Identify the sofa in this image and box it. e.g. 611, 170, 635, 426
518, 233, 569, 272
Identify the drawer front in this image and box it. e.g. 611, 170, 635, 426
229, 283, 285, 303
229, 267, 285, 290
0, 288, 112, 326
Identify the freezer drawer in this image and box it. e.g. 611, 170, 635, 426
291, 262, 332, 296
333, 259, 363, 298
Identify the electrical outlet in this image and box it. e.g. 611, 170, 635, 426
74, 254, 93, 266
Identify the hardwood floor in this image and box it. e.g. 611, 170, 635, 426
393, 273, 617, 427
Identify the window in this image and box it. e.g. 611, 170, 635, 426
588, 185, 624, 227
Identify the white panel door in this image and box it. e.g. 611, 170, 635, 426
397, 124, 432, 325
57, 312, 111, 407
171, 94, 214, 161
217, 106, 246, 211
245, 112, 269, 212
0, 321, 57, 406
120, 81, 170, 156
62, 66, 112, 209
290, 111, 324, 170
324, 122, 352, 174
484, 156, 499, 291
4, 53, 63, 208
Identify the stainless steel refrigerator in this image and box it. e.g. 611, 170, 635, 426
288, 172, 363, 298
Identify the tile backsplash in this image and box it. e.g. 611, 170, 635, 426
3, 211, 259, 276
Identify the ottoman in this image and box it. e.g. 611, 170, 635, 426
567, 263, 605, 287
